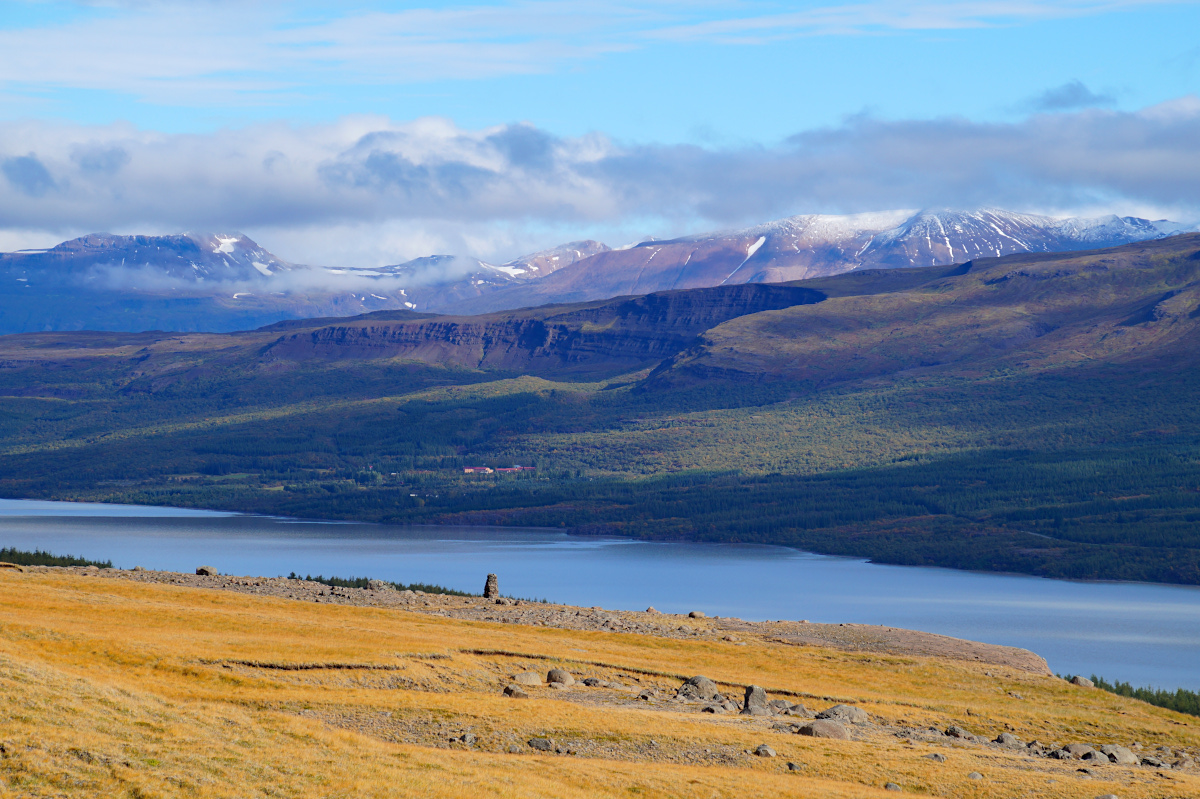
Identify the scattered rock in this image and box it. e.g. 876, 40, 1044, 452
513, 672, 542, 686
581, 678, 604, 687
884, 783, 901, 792
546, 668, 574, 686
796, 720, 850, 740
460, 733, 477, 745
787, 762, 801, 771
1140, 756, 1167, 768
483, 573, 499, 599
678, 675, 721, 701
967, 771, 983, 780
1064, 743, 1098, 758
645, 606, 659, 613
528, 738, 554, 752
1099, 745, 1138, 765
638, 689, 659, 701
995, 732, 1023, 747
754, 744, 776, 757
503, 684, 528, 698
688, 611, 706, 619
945, 725, 974, 740
366, 579, 391, 591
924, 753, 946, 762
196, 566, 218, 576
816, 704, 869, 725
1071, 676, 1095, 688
741, 685, 771, 716
702, 704, 726, 714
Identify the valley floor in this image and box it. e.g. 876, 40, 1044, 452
1, 566, 1198, 797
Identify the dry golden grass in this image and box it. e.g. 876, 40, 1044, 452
1, 570, 1197, 798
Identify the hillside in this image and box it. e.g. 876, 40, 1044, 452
0, 237, 1199, 583
1, 566, 1196, 797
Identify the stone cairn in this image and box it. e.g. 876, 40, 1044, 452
483, 573, 499, 599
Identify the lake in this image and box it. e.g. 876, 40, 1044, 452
2, 497, 1199, 691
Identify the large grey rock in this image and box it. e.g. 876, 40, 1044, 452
796, 720, 850, 740
366, 579, 391, 591
995, 732, 1023, 747
196, 566, 218, 576
754, 744, 776, 757
1071, 675, 1095, 688
688, 610, 706, 619
945, 725, 975, 740
1065, 743, 1098, 757
1080, 750, 1109, 764
503, 684, 528, 698
547, 668, 574, 686
741, 685, 770, 715
483, 573, 499, 599
528, 738, 554, 751
1099, 745, 1138, 765
513, 671, 542, 686
884, 782, 901, 791
816, 704, 869, 725
678, 676, 721, 701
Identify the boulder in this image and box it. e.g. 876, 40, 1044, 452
924, 753, 946, 762
1099, 745, 1138, 765
546, 668, 574, 686
503, 685, 528, 698
741, 685, 770, 715
581, 678, 604, 687
816, 704, 869, 725
688, 610, 706, 619
1070, 675, 1095, 688
528, 738, 554, 752
645, 607, 660, 614
701, 705, 726, 714
884, 783, 901, 792
366, 579, 391, 591
678, 675, 721, 701
1080, 750, 1109, 764
513, 672, 542, 686
995, 732, 1023, 747
483, 573, 499, 599
196, 566, 218, 576
796, 720, 849, 740
967, 771, 983, 780
754, 744, 776, 757
945, 725, 974, 740
1065, 743, 1098, 757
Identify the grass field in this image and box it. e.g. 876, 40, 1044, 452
1, 569, 1198, 797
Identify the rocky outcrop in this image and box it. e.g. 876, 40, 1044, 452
261, 284, 823, 377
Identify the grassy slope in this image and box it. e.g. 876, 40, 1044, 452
2, 570, 1197, 798
0, 237, 1199, 582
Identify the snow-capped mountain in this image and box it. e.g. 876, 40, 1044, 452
0, 232, 298, 285
0, 211, 1191, 333
445, 209, 1190, 313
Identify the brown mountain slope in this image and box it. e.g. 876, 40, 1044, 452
649, 234, 1200, 388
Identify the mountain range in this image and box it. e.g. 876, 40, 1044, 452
0, 208, 1190, 334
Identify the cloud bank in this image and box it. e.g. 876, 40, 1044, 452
2, 98, 1199, 264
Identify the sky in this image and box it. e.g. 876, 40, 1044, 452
2, 0, 1199, 265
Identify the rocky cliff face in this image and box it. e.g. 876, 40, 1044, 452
262, 283, 822, 376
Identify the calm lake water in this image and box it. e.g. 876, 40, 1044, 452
3, 498, 1199, 691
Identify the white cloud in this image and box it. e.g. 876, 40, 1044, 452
2, 98, 1199, 264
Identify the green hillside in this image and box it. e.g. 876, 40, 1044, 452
1, 235, 1199, 583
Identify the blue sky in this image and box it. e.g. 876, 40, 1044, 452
1, 0, 1199, 264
